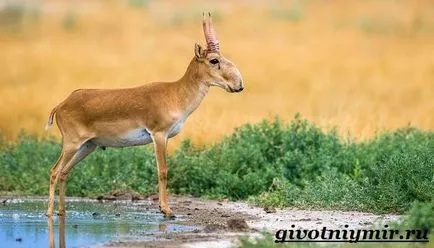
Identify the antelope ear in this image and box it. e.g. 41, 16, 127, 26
194, 43, 206, 58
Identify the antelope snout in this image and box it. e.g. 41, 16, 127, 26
234, 86, 244, 92
234, 80, 244, 92
227, 80, 244, 93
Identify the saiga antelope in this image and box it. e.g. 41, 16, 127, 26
45, 13, 244, 217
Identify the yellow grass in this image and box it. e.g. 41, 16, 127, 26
0, 0, 433, 149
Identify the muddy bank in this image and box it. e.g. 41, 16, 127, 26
104, 195, 252, 248
0, 194, 402, 247
105, 195, 401, 248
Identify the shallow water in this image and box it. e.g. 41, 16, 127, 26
0, 199, 194, 248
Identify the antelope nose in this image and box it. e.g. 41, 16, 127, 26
238, 80, 244, 92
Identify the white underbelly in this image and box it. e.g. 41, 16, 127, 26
93, 128, 153, 148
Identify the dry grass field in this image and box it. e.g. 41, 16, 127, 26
0, 0, 433, 148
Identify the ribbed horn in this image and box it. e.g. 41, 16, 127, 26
202, 12, 220, 53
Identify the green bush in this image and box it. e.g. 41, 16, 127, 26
255, 120, 433, 213
0, 116, 432, 214
0, 131, 157, 196
169, 119, 286, 199
399, 200, 434, 233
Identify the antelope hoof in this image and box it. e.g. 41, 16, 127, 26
46, 209, 54, 217
159, 205, 174, 218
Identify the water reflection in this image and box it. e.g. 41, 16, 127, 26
48, 217, 55, 248
47, 216, 65, 248
158, 221, 168, 232
0, 200, 195, 248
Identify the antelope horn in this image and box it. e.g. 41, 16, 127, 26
202, 12, 220, 53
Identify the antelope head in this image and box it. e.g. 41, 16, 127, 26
193, 13, 244, 93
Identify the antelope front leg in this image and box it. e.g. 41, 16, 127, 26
152, 132, 173, 217
58, 177, 67, 216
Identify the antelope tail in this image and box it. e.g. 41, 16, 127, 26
45, 107, 57, 131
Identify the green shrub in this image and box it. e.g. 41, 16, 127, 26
0, 131, 157, 196
0, 116, 432, 214
169, 119, 286, 199
399, 200, 434, 233
255, 122, 433, 213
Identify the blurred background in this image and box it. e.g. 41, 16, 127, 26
0, 0, 433, 148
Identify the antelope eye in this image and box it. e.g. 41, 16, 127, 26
209, 58, 219, 65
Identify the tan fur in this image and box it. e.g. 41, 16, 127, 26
46, 43, 243, 217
